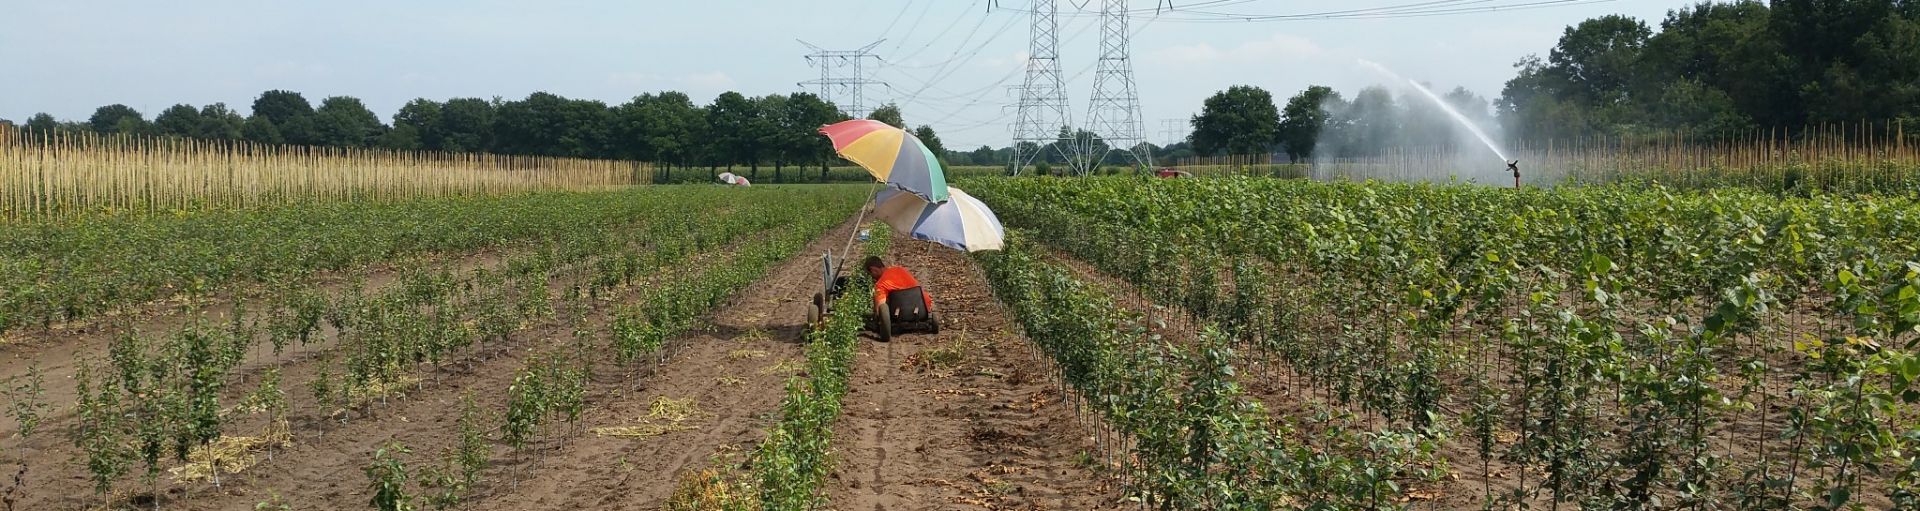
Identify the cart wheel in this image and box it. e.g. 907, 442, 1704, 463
878, 311, 893, 342
928, 310, 940, 335
807, 293, 825, 327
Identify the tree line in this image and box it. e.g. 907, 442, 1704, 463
1185, 0, 1919, 162
9, 91, 970, 182
1499, 0, 1919, 141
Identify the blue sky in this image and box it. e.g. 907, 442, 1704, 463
1, 0, 1681, 149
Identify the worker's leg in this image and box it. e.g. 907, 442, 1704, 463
863, 302, 885, 332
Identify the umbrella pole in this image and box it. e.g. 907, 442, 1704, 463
833, 184, 884, 276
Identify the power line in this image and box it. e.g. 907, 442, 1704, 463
884, 1, 938, 54
886, 3, 989, 66
926, 9, 1157, 152
896, 9, 1102, 132
798, 40, 887, 118
896, 13, 1025, 105
875, 0, 918, 42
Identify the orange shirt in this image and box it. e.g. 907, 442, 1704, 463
874, 266, 934, 308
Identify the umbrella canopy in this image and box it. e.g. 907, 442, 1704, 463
873, 186, 1004, 252
820, 119, 950, 203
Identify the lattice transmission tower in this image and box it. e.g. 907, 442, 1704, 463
1007, 0, 1072, 176
1081, 0, 1152, 173
798, 40, 886, 118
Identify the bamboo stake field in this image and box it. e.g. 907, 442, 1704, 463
0, 125, 653, 221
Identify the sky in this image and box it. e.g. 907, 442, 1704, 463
0, 0, 1683, 150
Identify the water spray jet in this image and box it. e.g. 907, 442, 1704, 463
1355, 59, 1513, 179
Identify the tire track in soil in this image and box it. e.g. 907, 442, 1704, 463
463, 216, 865, 510
824, 240, 1125, 511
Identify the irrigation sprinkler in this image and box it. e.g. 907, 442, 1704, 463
1507, 160, 1521, 188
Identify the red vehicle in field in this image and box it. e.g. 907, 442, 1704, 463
1155, 168, 1191, 178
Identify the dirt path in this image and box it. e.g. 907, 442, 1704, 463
823, 240, 1124, 511
462, 217, 864, 510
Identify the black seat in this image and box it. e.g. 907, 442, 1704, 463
886, 287, 931, 322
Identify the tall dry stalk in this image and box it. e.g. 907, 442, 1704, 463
0, 126, 654, 221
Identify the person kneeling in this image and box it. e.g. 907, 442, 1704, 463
864, 256, 935, 340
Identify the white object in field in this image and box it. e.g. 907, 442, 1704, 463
718, 172, 738, 185
871, 186, 1004, 252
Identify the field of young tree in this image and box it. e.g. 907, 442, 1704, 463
966, 174, 1920, 509
0, 176, 1141, 510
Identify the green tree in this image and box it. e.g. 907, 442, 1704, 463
437, 98, 494, 153
609, 96, 661, 162
243, 116, 283, 145
1646, 78, 1755, 137
89, 104, 148, 135
560, 98, 613, 158
744, 94, 785, 179
392, 99, 443, 150
780, 92, 844, 182
704, 91, 758, 172
1190, 85, 1281, 157
154, 104, 204, 138
1641, 2, 1793, 126
1323, 86, 1399, 157
25, 113, 58, 134
1549, 15, 1652, 105
379, 124, 423, 151
966, 145, 1000, 168
638, 92, 707, 170
197, 103, 246, 141
867, 103, 905, 128
1278, 85, 1338, 162
312, 96, 385, 148
490, 92, 609, 158
251, 90, 316, 145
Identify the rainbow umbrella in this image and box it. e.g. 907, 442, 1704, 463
819, 119, 950, 202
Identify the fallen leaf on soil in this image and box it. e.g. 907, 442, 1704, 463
727, 349, 769, 360
592, 396, 713, 439
759, 359, 803, 375
168, 421, 293, 483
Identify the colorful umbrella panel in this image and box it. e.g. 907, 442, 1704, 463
820, 119, 950, 203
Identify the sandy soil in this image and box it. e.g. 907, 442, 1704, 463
823, 239, 1126, 511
